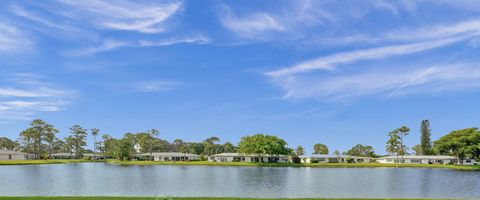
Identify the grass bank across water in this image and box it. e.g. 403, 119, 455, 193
0, 160, 100, 165
0, 197, 449, 200
107, 160, 480, 171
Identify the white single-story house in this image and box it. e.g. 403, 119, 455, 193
136, 152, 201, 161
299, 154, 372, 163
376, 155, 457, 164
462, 159, 477, 165
51, 152, 77, 159
0, 149, 34, 160
208, 153, 288, 163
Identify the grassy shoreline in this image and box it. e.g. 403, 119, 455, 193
0, 197, 449, 200
0, 160, 100, 165
0, 159, 478, 171
107, 160, 480, 171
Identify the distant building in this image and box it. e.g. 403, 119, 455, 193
50, 152, 106, 160
299, 154, 372, 163
51, 153, 77, 159
376, 155, 457, 164
0, 150, 34, 160
136, 152, 201, 161
208, 153, 288, 163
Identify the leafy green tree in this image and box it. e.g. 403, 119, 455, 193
91, 128, 100, 159
113, 138, 133, 161
333, 150, 340, 156
420, 120, 432, 155
173, 139, 185, 152
44, 124, 59, 158
223, 142, 236, 153
412, 144, 422, 155
433, 128, 480, 162
203, 136, 220, 155
345, 144, 375, 157
148, 129, 159, 161
386, 130, 401, 161
64, 136, 75, 156
187, 142, 205, 155
102, 134, 116, 158
295, 146, 305, 156
68, 125, 88, 159
20, 128, 35, 154
0, 137, 19, 151
20, 119, 56, 159
313, 143, 329, 154
237, 134, 290, 156
397, 126, 410, 161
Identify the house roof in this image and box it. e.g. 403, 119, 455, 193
51, 153, 76, 156
136, 152, 200, 157
299, 154, 372, 159
378, 155, 456, 160
0, 149, 29, 155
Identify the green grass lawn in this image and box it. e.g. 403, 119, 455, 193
0, 160, 100, 165
0, 197, 447, 200
1, 159, 478, 171
107, 160, 480, 171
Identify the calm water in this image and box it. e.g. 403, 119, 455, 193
0, 163, 479, 198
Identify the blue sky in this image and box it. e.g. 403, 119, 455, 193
1, 0, 480, 154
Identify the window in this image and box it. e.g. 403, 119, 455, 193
8, 154, 12, 160
411, 159, 421, 163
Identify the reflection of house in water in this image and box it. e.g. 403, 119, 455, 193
208, 153, 288, 163
136, 152, 201, 161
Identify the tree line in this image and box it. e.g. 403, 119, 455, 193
386, 119, 480, 161
0, 119, 479, 161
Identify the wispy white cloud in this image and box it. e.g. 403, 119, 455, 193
273, 64, 480, 101
57, 0, 182, 33
69, 35, 210, 56
0, 73, 73, 122
266, 36, 468, 77
221, 9, 286, 39
266, 17, 480, 101
10, 4, 74, 31
132, 81, 181, 92
0, 21, 34, 54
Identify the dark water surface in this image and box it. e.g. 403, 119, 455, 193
0, 163, 479, 198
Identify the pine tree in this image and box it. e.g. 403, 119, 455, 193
420, 120, 432, 155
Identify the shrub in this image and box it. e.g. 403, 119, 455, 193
291, 156, 301, 164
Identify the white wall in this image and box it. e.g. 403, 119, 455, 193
0, 154, 27, 160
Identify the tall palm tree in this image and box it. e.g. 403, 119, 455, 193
91, 128, 100, 160
148, 129, 159, 161
397, 126, 410, 163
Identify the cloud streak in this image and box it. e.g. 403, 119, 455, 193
57, 0, 182, 33
0, 21, 33, 54
132, 81, 181, 93
68, 35, 210, 56
274, 64, 480, 101
221, 10, 286, 39
0, 73, 73, 122
265, 18, 480, 101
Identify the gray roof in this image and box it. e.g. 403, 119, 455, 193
51, 153, 75, 156
0, 149, 29, 155
136, 152, 200, 157
378, 155, 456, 160
299, 154, 372, 159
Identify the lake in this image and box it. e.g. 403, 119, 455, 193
0, 163, 479, 198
